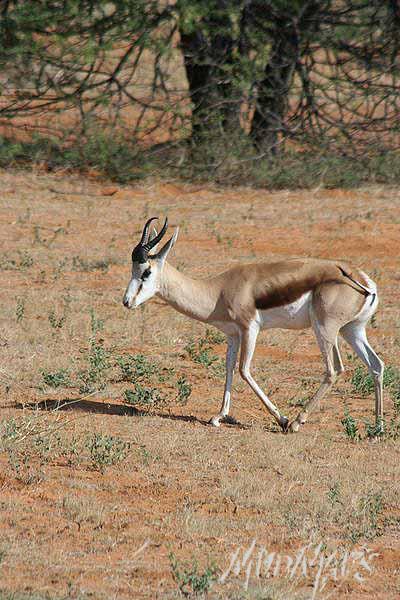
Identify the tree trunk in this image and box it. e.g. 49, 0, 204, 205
178, 4, 238, 145
250, 20, 299, 154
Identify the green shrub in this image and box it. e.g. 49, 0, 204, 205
176, 376, 192, 404
0, 129, 145, 183
341, 407, 360, 441
116, 353, 158, 383
123, 384, 164, 408
42, 369, 71, 388
86, 433, 130, 473
169, 552, 218, 597
351, 366, 375, 396
184, 337, 219, 368
2, 131, 400, 189
351, 364, 400, 396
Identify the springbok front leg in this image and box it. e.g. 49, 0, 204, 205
210, 334, 240, 427
289, 315, 343, 433
239, 322, 289, 432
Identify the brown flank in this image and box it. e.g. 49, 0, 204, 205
252, 261, 368, 311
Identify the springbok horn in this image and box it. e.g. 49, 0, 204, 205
144, 217, 168, 251
139, 217, 159, 246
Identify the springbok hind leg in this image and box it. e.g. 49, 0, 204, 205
340, 321, 384, 430
289, 318, 343, 433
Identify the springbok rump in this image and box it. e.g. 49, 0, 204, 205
123, 217, 384, 433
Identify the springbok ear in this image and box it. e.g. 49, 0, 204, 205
155, 228, 179, 263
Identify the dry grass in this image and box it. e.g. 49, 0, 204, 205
0, 170, 399, 599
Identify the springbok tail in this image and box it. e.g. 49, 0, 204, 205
338, 266, 376, 306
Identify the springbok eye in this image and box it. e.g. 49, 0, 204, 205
141, 268, 151, 281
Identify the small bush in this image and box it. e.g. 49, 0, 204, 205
42, 369, 71, 388
364, 419, 385, 439
0, 130, 145, 183
123, 384, 164, 408
116, 353, 158, 383
341, 407, 360, 441
78, 339, 109, 394
176, 376, 192, 404
169, 552, 218, 597
86, 433, 130, 473
184, 333, 225, 379
48, 310, 66, 330
185, 337, 219, 368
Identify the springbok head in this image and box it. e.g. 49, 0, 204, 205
122, 217, 178, 309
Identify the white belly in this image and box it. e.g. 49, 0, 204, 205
257, 291, 312, 330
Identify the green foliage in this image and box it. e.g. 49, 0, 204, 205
78, 338, 109, 394
364, 419, 385, 439
351, 366, 375, 396
69, 128, 144, 183
2, 131, 400, 189
177, 144, 400, 189
341, 407, 360, 441
203, 327, 225, 344
77, 310, 109, 393
184, 331, 225, 378
384, 365, 400, 394
384, 417, 400, 439
0, 0, 399, 180
351, 364, 400, 399
0, 131, 146, 183
176, 376, 192, 404
169, 552, 218, 597
41, 369, 71, 388
48, 309, 65, 330
123, 384, 164, 408
116, 353, 158, 383
185, 337, 219, 369
118, 353, 192, 409
86, 433, 130, 473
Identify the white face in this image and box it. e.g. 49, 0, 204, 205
122, 225, 178, 310
123, 260, 160, 309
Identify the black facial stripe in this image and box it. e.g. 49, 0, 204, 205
141, 268, 151, 281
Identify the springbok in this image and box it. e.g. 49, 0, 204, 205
123, 217, 384, 433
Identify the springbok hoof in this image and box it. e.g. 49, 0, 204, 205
280, 416, 289, 433
210, 416, 222, 427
